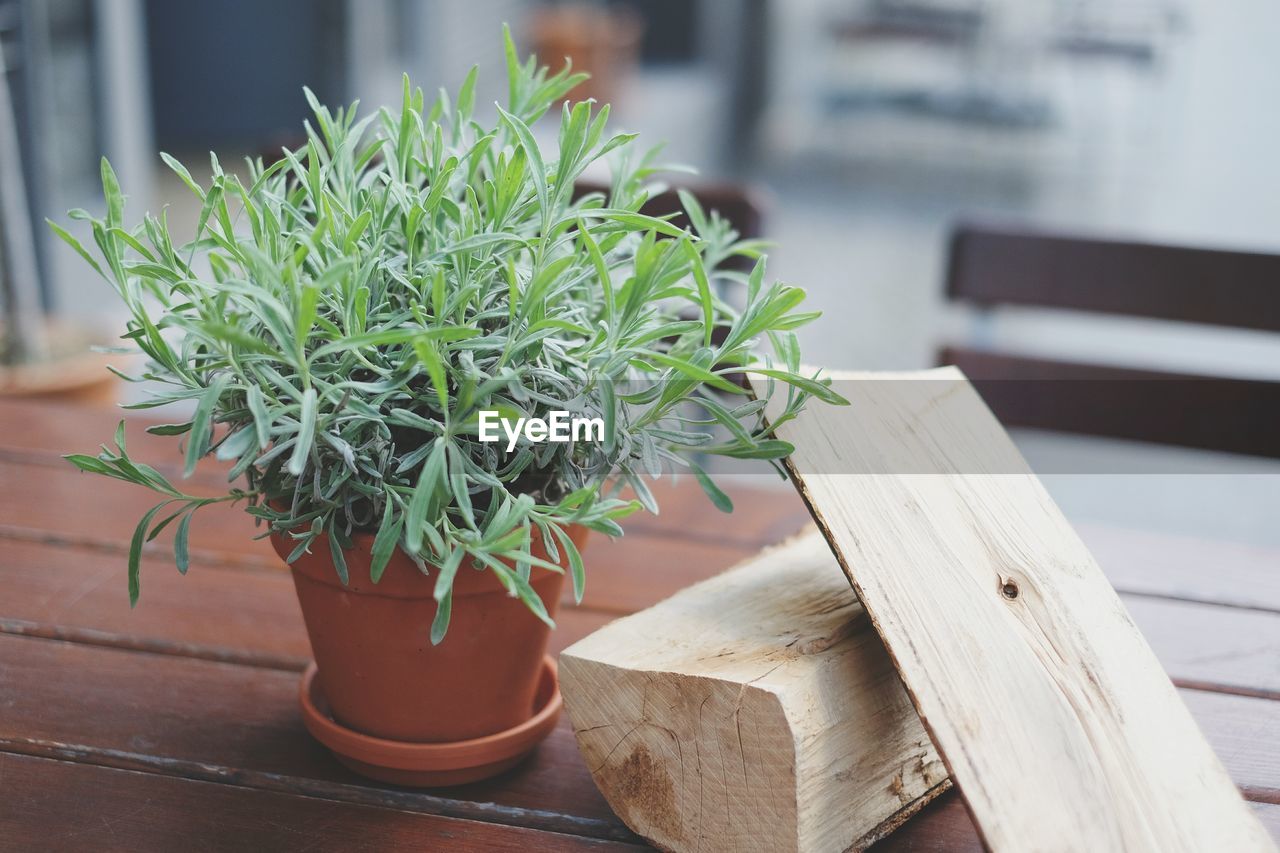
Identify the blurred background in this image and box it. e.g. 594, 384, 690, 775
4, 0, 1280, 542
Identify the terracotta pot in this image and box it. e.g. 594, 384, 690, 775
298, 656, 563, 787
530, 4, 643, 106
274, 524, 587, 750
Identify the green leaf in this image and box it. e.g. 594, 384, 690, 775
64, 454, 114, 477
747, 368, 849, 406
680, 238, 715, 347
160, 152, 204, 199
642, 351, 739, 394
430, 587, 453, 646
706, 439, 795, 460
296, 284, 319, 351
405, 440, 445, 554
552, 525, 586, 604
129, 502, 170, 607
215, 426, 258, 462
370, 496, 403, 583
599, 377, 616, 455
100, 157, 124, 227
46, 220, 106, 279
344, 210, 372, 253
246, 385, 271, 449
503, 23, 521, 110
145, 422, 193, 437
185, 373, 232, 478
691, 463, 733, 513
174, 512, 192, 574
583, 208, 687, 238
578, 220, 615, 327
413, 338, 449, 413
496, 106, 547, 221
287, 387, 318, 477
328, 526, 350, 585
309, 326, 478, 360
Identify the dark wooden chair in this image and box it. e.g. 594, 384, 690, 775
940, 223, 1280, 458
572, 179, 766, 248
576, 178, 768, 363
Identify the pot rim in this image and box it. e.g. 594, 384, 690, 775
298, 656, 562, 771
274, 524, 584, 599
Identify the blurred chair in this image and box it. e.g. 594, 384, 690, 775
574, 179, 767, 380
940, 223, 1280, 458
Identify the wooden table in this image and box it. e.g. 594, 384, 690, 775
0, 398, 1276, 851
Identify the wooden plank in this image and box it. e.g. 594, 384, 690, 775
759, 368, 1274, 851
0, 459, 781, 613
0, 399, 812, 551
0, 753, 637, 852
1125, 596, 1280, 698
1079, 521, 1280, 613
1, 632, 1273, 851
1182, 690, 1280, 801
0, 399, 175, 458
15, 433, 1278, 618
562, 532, 948, 852
1260, 803, 1280, 843
940, 347, 1280, 459
946, 223, 1280, 333
3, 528, 1277, 698
0, 466, 768, 617
0, 633, 631, 841
0, 537, 616, 667
0, 457, 274, 564
622, 477, 811, 548
871, 792, 1280, 852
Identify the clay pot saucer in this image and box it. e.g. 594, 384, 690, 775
299, 655, 562, 787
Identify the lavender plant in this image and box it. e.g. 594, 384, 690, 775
56, 29, 844, 640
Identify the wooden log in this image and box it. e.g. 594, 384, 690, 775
758, 367, 1276, 852
560, 531, 949, 852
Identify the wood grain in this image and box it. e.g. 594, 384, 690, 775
0, 397, 814, 552
0, 538, 619, 668
759, 368, 1275, 852
4, 524, 1277, 701
945, 223, 1280, 334
1124, 596, 1280, 698
3, 621, 1273, 850
0, 752, 638, 852
2, 395, 1277, 851
563, 532, 947, 852
1078, 522, 1280, 613
870, 792, 1280, 852
0, 632, 631, 840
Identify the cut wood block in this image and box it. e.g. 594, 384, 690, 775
560, 531, 949, 853
757, 367, 1275, 852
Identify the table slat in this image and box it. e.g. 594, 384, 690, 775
0, 752, 638, 852
0, 633, 630, 839
3, 397, 1277, 851
871, 793, 1280, 852
3, 531, 1275, 700
2, 632, 1275, 848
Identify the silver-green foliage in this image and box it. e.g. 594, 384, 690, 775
56, 30, 843, 640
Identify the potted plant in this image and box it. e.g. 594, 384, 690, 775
59, 28, 845, 786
